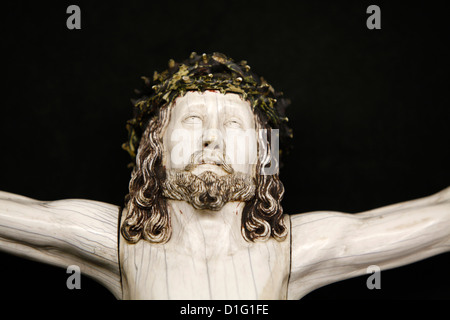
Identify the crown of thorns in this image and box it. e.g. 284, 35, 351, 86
122, 52, 292, 166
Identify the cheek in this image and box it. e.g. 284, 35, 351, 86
163, 127, 203, 169
225, 129, 258, 173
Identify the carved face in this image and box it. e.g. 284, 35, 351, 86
162, 91, 258, 178
122, 91, 287, 243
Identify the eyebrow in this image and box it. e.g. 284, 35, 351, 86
187, 103, 207, 109
177, 102, 206, 110
177, 99, 250, 114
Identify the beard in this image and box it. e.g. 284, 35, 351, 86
161, 150, 256, 210
162, 170, 255, 210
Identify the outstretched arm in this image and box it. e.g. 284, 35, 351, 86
0, 191, 122, 299
288, 187, 450, 300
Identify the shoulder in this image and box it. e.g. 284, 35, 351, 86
46, 198, 121, 217
39, 198, 121, 237
289, 210, 358, 234
286, 211, 363, 299
288, 211, 361, 267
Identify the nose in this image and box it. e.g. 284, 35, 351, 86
202, 128, 223, 151
201, 113, 224, 152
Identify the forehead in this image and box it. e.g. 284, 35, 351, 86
171, 91, 253, 117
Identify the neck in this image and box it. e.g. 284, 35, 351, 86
166, 200, 248, 255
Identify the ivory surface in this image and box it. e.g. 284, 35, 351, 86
119, 201, 290, 300
0, 91, 449, 300
1, 187, 448, 300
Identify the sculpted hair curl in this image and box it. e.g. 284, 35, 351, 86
121, 106, 172, 244
121, 100, 287, 244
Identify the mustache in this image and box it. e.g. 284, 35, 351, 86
184, 150, 234, 174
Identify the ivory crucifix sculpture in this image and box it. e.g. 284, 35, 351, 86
0, 52, 449, 300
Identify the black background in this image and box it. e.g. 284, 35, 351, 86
0, 1, 449, 300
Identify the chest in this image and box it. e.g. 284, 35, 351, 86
120, 238, 290, 300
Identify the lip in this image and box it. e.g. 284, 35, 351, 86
200, 158, 221, 165
191, 163, 228, 176
185, 151, 235, 174
184, 159, 222, 171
